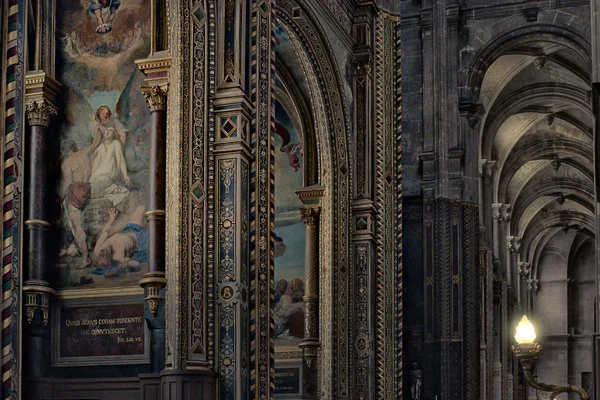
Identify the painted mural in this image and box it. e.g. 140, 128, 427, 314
54, 0, 151, 290
273, 79, 306, 347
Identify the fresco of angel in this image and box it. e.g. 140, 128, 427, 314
57, 69, 150, 286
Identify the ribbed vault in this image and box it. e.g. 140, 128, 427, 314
477, 26, 595, 314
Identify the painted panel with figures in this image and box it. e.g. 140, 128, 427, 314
53, 0, 151, 291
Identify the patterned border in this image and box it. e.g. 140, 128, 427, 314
374, 12, 401, 399
2, 2, 22, 398
188, 0, 208, 364
165, 0, 189, 369
394, 15, 403, 399
249, 1, 274, 398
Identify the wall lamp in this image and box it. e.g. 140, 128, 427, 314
512, 315, 589, 399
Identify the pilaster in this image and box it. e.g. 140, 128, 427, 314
352, 4, 374, 200
351, 197, 376, 400
351, 6, 377, 399
213, 2, 253, 396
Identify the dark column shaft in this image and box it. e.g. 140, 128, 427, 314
147, 109, 167, 275
139, 84, 169, 376
26, 125, 50, 282
23, 98, 58, 389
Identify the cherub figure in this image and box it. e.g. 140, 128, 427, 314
88, 0, 121, 34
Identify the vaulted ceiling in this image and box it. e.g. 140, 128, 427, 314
479, 39, 594, 280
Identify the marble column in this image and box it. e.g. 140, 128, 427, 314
139, 83, 169, 316
296, 185, 324, 399
23, 72, 60, 385
136, 57, 171, 380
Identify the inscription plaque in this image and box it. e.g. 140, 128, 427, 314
54, 299, 149, 366
275, 366, 301, 396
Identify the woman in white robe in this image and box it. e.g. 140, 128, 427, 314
89, 127, 131, 207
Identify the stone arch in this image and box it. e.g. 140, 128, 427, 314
274, 1, 352, 396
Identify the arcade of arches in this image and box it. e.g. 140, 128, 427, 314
1, 0, 600, 399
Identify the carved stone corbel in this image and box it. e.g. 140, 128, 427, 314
507, 236, 522, 254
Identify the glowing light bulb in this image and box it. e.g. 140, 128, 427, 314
515, 315, 536, 344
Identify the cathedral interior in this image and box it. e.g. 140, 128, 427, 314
1, 0, 600, 399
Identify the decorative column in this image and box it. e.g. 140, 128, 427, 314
213, 1, 253, 398
158, 0, 218, 396
23, 72, 60, 383
136, 56, 171, 377
296, 185, 324, 399
351, 5, 377, 399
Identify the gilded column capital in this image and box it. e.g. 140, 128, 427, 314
141, 84, 169, 112
25, 99, 58, 127
300, 207, 320, 227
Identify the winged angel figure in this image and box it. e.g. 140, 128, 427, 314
59, 70, 149, 269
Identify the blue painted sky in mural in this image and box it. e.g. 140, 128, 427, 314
86, 90, 121, 115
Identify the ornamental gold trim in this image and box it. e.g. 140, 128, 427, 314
24, 219, 52, 230
141, 84, 169, 112
25, 99, 58, 127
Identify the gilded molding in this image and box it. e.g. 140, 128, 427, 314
25, 99, 57, 127
24, 219, 51, 230
141, 84, 169, 112
145, 209, 166, 221
135, 56, 172, 84
25, 72, 62, 105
